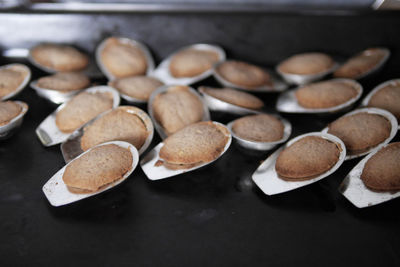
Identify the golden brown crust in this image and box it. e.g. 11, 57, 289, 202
37, 72, 90, 92
109, 76, 163, 101
100, 37, 147, 78
216, 60, 271, 88
275, 136, 340, 180
278, 52, 334, 75
368, 81, 400, 122
66, 186, 93, 194
159, 121, 229, 167
295, 80, 359, 109
232, 114, 284, 142
31, 44, 89, 72
80, 108, 148, 151
62, 144, 133, 192
160, 161, 202, 170
361, 142, 400, 192
169, 48, 219, 78
0, 68, 25, 98
333, 48, 387, 79
201, 87, 264, 109
0, 101, 22, 126
327, 112, 391, 155
152, 86, 204, 135
55, 91, 114, 133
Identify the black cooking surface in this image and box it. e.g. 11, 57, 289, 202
1, 12, 400, 267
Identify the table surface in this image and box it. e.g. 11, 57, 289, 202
1, 12, 400, 267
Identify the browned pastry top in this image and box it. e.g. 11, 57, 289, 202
295, 80, 358, 109
361, 142, 400, 192
328, 112, 391, 155
37, 72, 90, 92
100, 37, 147, 78
201, 87, 264, 110
232, 114, 284, 142
0, 101, 22, 126
368, 81, 400, 122
169, 48, 220, 78
109, 76, 163, 101
278, 52, 334, 75
31, 44, 89, 72
159, 121, 229, 168
55, 91, 114, 133
80, 107, 148, 151
62, 144, 133, 192
333, 48, 387, 79
275, 136, 340, 181
152, 85, 204, 135
0, 68, 25, 98
216, 60, 271, 88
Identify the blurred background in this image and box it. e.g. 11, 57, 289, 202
0, 0, 399, 12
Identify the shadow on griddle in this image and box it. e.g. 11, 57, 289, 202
142, 143, 267, 199
339, 195, 400, 221
43, 181, 137, 222
252, 156, 361, 213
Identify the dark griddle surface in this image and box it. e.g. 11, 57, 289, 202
1, 12, 400, 267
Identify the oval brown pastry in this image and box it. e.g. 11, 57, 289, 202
0, 67, 26, 98
361, 142, 400, 192
201, 87, 264, 110
327, 112, 391, 155
295, 79, 359, 109
37, 72, 90, 92
232, 114, 284, 142
100, 37, 147, 78
0, 101, 22, 126
152, 86, 204, 135
333, 48, 387, 79
159, 121, 229, 170
80, 107, 148, 151
62, 144, 133, 193
278, 52, 334, 75
367, 81, 400, 122
109, 76, 163, 101
216, 60, 271, 88
31, 44, 89, 72
55, 91, 114, 133
169, 48, 220, 78
275, 136, 340, 181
